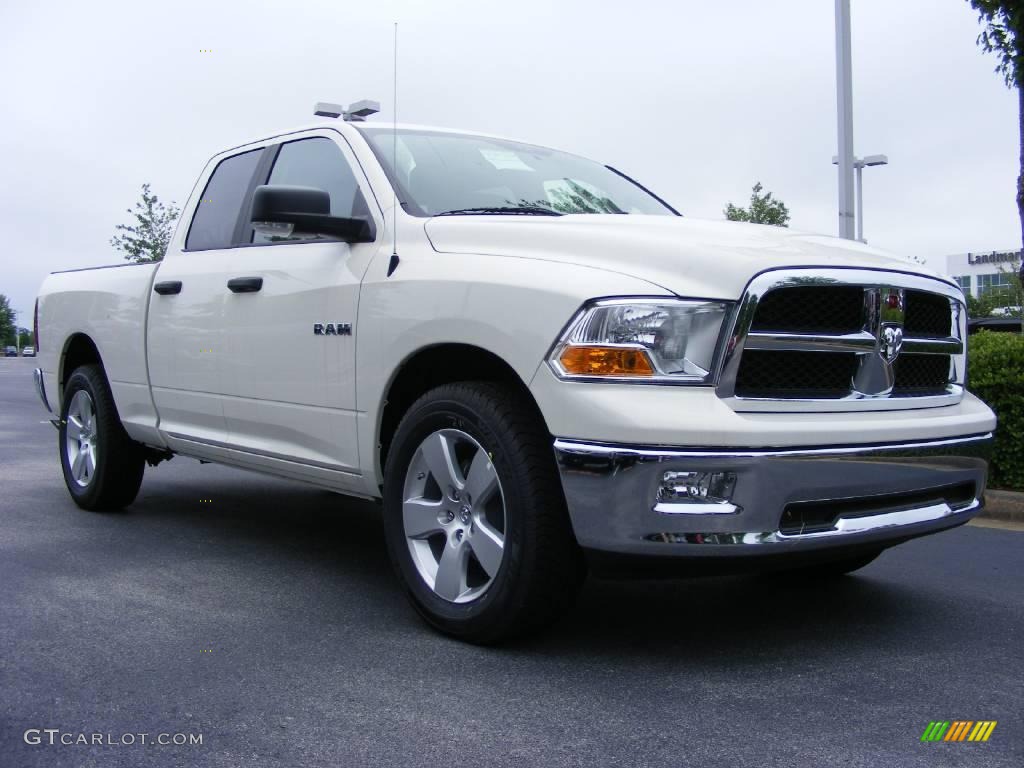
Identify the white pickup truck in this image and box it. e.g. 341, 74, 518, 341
34, 115, 995, 642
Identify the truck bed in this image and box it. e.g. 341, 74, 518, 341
37, 261, 161, 445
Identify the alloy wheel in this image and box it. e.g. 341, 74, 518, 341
402, 428, 507, 603
65, 390, 98, 487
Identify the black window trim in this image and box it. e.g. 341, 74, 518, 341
605, 165, 681, 216
232, 144, 280, 246
232, 141, 280, 243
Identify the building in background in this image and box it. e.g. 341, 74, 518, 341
928, 248, 1022, 302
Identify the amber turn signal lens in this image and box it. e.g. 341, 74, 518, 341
558, 345, 655, 377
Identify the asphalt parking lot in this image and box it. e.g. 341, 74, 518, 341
0, 356, 1021, 767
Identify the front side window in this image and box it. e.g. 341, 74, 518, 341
252, 137, 369, 244
185, 149, 262, 251
357, 127, 676, 217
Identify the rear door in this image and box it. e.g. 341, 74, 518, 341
218, 131, 381, 475
148, 147, 264, 446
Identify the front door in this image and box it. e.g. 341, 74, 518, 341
218, 132, 380, 476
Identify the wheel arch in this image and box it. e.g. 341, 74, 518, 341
376, 343, 550, 482
59, 333, 105, 407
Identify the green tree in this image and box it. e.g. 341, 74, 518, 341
967, 291, 1002, 318
724, 182, 791, 227
111, 183, 180, 263
969, 1, 1024, 250
17, 327, 32, 348
0, 294, 15, 346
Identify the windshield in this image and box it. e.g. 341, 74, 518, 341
357, 127, 677, 217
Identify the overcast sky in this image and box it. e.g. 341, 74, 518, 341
0, 0, 1018, 328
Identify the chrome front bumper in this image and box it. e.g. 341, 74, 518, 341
554, 433, 992, 560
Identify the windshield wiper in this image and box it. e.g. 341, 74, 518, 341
434, 206, 563, 217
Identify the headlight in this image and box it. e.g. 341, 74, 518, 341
549, 298, 732, 384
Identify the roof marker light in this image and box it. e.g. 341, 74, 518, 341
313, 100, 380, 121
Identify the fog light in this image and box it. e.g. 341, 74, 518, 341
655, 471, 739, 514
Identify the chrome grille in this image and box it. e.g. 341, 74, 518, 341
903, 291, 953, 337
749, 285, 864, 334
892, 354, 952, 396
718, 269, 966, 412
735, 350, 859, 398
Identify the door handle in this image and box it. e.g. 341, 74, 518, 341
227, 277, 263, 293
153, 280, 182, 295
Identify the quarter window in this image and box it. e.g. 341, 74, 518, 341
252, 138, 368, 244
185, 149, 263, 251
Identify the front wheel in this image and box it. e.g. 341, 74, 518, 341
59, 364, 145, 510
382, 382, 584, 644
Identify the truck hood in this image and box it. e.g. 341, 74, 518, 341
424, 215, 950, 299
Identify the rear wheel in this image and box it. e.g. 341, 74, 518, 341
383, 381, 584, 644
59, 364, 145, 510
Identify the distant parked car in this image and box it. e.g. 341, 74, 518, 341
4, 346, 17, 357
21, 346, 35, 357
990, 306, 1022, 317
968, 317, 1023, 334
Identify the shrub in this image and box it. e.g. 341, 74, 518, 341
967, 331, 1024, 490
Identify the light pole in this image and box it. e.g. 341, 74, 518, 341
834, 1, 889, 243
835, 0, 855, 240
833, 154, 889, 243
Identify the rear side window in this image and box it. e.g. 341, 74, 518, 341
252, 137, 369, 244
185, 149, 262, 251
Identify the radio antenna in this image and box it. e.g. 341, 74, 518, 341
387, 21, 400, 277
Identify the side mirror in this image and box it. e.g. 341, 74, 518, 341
250, 185, 374, 242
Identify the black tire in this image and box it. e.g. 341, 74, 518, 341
771, 549, 883, 580
382, 381, 584, 644
59, 364, 145, 511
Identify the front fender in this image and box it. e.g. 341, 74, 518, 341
354, 249, 671, 492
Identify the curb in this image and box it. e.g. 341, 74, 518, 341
980, 490, 1024, 523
